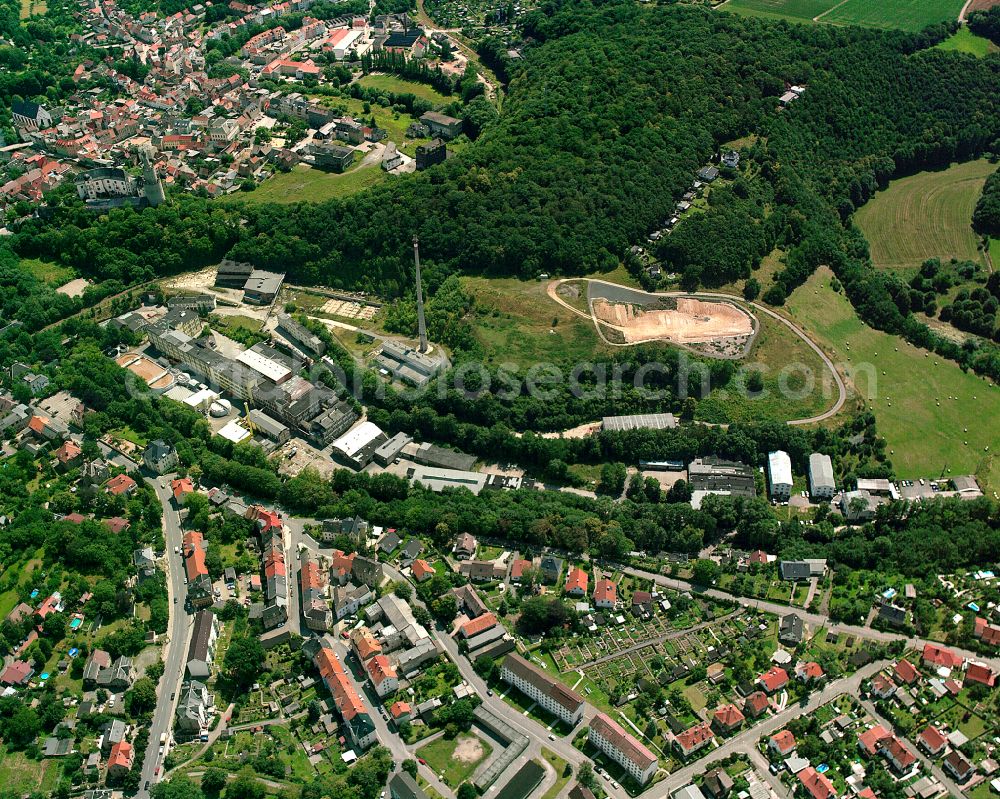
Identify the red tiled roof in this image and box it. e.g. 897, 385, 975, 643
565, 568, 588, 594
880, 735, 916, 770
109, 741, 133, 769
390, 701, 411, 719
182, 530, 208, 581
758, 666, 789, 693
510, 558, 531, 579
858, 724, 890, 755
796, 661, 824, 681
975, 616, 1000, 646
366, 654, 396, 686
918, 725, 947, 753
770, 729, 796, 754
460, 612, 497, 639
675, 721, 714, 754
105, 516, 130, 534
798, 767, 835, 799
0, 660, 33, 685
713, 704, 744, 729
922, 643, 962, 670
893, 658, 919, 684
412, 559, 434, 581
171, 477, 194, 501
965, 662, 997, 687
744, 691, 769, 716
315, 647, 366, 721
106, 474, 137, 495
594, 578, 617, 605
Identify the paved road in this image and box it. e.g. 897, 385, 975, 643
859, 698, 964, 797
136, 474, 195, 799
546, 278, 848, 426
633, 659, 888, 798
619, 563, 1000, 673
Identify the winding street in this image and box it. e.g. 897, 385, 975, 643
136, 474, 195, 799
546, 278, 848, 426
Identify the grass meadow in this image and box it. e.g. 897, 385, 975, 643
221, 163, 389, 205
785, 267, 1000, 493
853, 159, 993, 271
935, 26, 999, 56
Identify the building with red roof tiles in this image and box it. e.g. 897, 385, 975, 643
871, 673, 896, 699
247, 505, 282, 533
795, 661, 824, 682
918, 725, 947, 756
757, 666, 789, 694
893, 658, 919, 685
857, 789, 877, 799
588, 712, 658, 785
105, 517, 131, 534
105, 473, 137, 496
974, 616, 1000, 647
64, 512, 87, 524
769, 729, 796, 756
351, 627, 382, 662
743, 691, 770, 718
182, 530, 213, 607
171, 476, 194, 503
460, 612, 497, 639
389, 701, 411, 722
365, 654, 398, 697
712, 704, 745, 734
328, 549, 356, 585
54, 440, 82, 467
798, 767, 835, 799
0, 659, 35, 685
411, 559, 434, 582
673, 721, 714, 758
108, 741, 134, 777
593, 578, 617, 609
922, 643, 962, 671
510, 558, 531, 582
312, 643, 376, 750
858, 724, 890, 756
564, 567, 588, 596
965, 662, 996, 688
880, 735, 916, 773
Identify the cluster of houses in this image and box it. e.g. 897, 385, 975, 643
2, 0, 466, 216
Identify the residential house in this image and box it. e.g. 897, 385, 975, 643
712, 704, 744, 734
565, 568, 587, 596
452, 533, 476, 560
594, 579, 617, 610
539, 556, 563, 584
107, 741, 134, 778
143, 439, 178, 474
918, 725, 947, 756
365, 654, 398, 697
757, 667, 789, 694
186, 610, 219, 678
176, 680, 214, 732
944, 750, 974, 782
922, 644, 962, 672
673, 721, 714, 758
702, 768, 733, 799
769, 730, 796, 756
411, 559, 434, 582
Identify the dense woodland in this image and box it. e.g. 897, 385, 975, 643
974, 165, 1000, 237
10, 2, 1000, 381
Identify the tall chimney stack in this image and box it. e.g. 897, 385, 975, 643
413, 235, 428, 354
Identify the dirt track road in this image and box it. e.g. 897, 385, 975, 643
547, 278, 848, 426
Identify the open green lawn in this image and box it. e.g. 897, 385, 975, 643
540, 749, 571, 799
311, 94, 427, 154
0, 746, 60, 794
721, 0, 964, 28
224, 163, 389, 205
785, 267, 1000, 493
935, 26, 1000, 56
356, 74, 450, 106
854, 159, 993, 271
21, 258, 73, 285
821, 0, 966, 31
990, 236, 1000, 270
416, 734, 492, 787
695, 303, 838, 425
466, 274, 839, 424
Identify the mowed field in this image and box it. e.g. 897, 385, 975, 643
785, 267, 999, 494
722, 0, 966, 30
935, 26, 999, 56
853, 159, 993, 271
219, 163, 388, 205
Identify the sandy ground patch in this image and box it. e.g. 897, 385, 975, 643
968, 0, 1000, 10
453, 735, 485, 764
320, 298, 379, 320
592, 297, 753, 344
117, 353, 173, 389
56, 278, 91, 297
